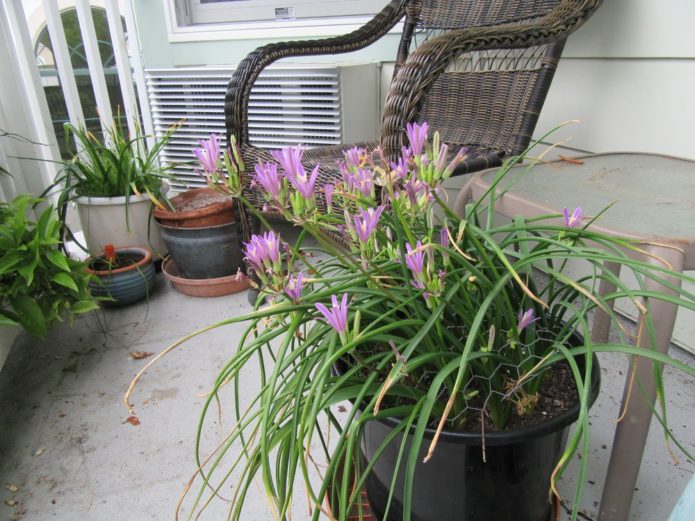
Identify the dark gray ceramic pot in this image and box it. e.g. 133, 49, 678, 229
158, 222, 244, 280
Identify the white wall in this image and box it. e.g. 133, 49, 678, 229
537, 0, 695, 159
380, 0, 695, 160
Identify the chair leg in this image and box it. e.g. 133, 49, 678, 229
453, 182, 474, 218
591, 261, 621, 345
598, 246, 685, 521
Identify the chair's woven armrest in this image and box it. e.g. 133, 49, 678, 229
225, 0, 407, 146
380, 0, 601, 157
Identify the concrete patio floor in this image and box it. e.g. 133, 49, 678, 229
1, 266, 694, 520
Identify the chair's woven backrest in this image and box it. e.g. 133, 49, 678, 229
414, 43, 563, 157
383, 0, 601, 161
414, 0, 561, 29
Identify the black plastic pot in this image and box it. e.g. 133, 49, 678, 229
361, 354, 601, 521
158, 222, 244, 280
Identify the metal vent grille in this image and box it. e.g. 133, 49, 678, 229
146, 66, 342, 190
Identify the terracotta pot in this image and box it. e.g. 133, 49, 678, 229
162, 257, 250, 297
153, 188, 235, 228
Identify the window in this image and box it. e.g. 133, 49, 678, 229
166, 0, 391, 41
34, 7, 130, 157
186, 0, 387, 25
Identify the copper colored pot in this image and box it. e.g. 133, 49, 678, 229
154, 188, 235, 228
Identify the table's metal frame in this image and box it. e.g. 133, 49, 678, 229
454, 152, 695, 521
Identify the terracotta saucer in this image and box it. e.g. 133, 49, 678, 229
162, 257, 250, 297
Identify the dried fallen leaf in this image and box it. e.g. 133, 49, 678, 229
4, 499, 16, 507
5, 484, 18, 493
128, 351, 154, 360
558, 155, 584, 165
34, 447, 45, 457
123, 416, 141, 426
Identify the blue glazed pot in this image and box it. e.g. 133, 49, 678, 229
87, 247, 156, 306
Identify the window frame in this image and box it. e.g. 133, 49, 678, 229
164, 0, 397, 42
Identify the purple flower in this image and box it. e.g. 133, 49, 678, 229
434, 143, 449, 173
563, 207, 584, 228
324, 184, 335, 210
315, 294, 349, 333
193, 134, 221, 174
440, 226, 449, 249
401, 146, 413, 161
286, 164, 320, 199
406, 122, 429, 156
439, 146, 468, 178
405, 241, 425, 275
390, 156, 409, 180
353, 205, 385, 244
243, 236, 266, 273
342, 166, 373, 197
271, 146, 304, 180
343, 146, 364, 168
354, 168, 374, 197
284, 272, 304, 303
404, 179, 431, 205
411, 279, 425, 290
254, 161, 282, 198
263, 231, 281, 263
517, 308, 539, 333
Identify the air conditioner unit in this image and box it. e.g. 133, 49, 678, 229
146, 63, 380, 191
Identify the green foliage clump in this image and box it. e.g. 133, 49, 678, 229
0, 195, 98, 337
59, 121, 174, 200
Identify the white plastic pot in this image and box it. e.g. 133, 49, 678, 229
75, 186, 169, 257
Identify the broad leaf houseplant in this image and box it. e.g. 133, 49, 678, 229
127, 123, 695, 521
0, 195, 98, 337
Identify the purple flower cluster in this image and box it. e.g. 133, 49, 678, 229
403, 179, 432, 206
341, 165, 373, 198
243, 231, 281, 275
343, 146, 365, 169
269, 146, 319, 201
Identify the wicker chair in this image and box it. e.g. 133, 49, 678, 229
225, 0, 602, 238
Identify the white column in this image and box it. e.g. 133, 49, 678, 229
105, 1, 138, 138
3, 0, 62, 194
74, 0, 114, 132
41, 0, 85, 129
124, 1, 156, 149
